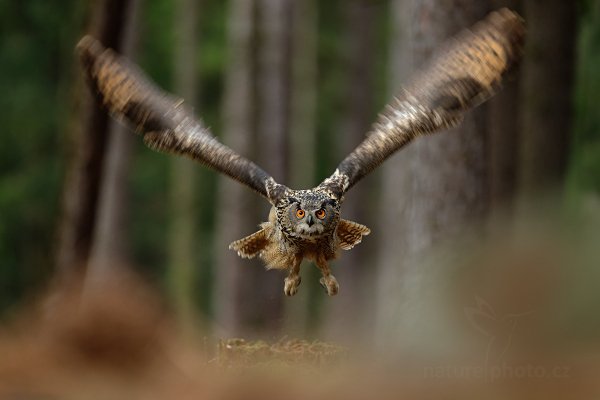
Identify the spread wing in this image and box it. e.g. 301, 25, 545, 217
318, 8, 525, 200
76, 35, 287, 203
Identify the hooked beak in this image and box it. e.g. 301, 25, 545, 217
306, 214, 314, 227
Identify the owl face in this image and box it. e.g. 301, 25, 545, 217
282, 191, 339, 238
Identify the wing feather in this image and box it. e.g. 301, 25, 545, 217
228, 229, 269, 259
76, 35, 286, 203
319, 8, 525, 200
337, 219, 371, 250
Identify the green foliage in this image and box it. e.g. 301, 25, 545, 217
569, 0, 600, 196
0, 0, 84, 311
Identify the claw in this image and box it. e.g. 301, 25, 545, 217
319, 275, 339, 296
284, 275, 301, 296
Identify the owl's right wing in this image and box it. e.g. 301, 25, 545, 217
77, 36, 287, 203
318, 8, 525, 200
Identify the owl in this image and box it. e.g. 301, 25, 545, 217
76, 9, 524, 296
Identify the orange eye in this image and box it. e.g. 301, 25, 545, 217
315, 209, 326, 220
296, 209, 305, 219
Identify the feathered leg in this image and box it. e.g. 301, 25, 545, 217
316, 255, 339, 296
283, 257, 302, 296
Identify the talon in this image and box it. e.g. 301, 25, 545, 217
319, 275, 339, 296
284, 275, 301, 296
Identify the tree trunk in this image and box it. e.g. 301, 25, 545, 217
167, 0, 201, 326
251, 0, 294, 332
86, 0, 141, 288
321, 0, 379, 341
374, 0, 414, 346
375, 0, 490, 347
284, 0, 318, 335
489, 0, 521, 219
213, 0, 260, 336
56, 0, 136, 280
518, 0, 575, 197
257, 0, 291, 183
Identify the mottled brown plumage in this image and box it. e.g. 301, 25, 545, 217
319, 8, 525, 199
76, 9, 524, 296
77, 35, 278, 200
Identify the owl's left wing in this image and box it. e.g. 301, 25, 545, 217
76, 36, 287, 203
318, 8, 525, 200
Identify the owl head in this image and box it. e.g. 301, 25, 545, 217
279, 190, 340, 238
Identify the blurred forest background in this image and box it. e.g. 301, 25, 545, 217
1, 0, 599, 346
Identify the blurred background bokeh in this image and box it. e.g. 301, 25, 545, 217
1, 0, 600, 365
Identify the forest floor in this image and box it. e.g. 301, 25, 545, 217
0, 272, 598, 400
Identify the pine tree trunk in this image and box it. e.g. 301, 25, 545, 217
86, 0, 141, 287
56, 0, 136, 280
321, 0, 378, 341
284, 0, 318, 335
489, 0, 521, 218
375, 0, 490, 347
251, 0, 293, 332
167, 0, 201, 326
374, 0, 414, 346
213, 0, 260, 335
518, 0, 575, 197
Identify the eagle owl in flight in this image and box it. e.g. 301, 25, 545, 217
77, 9, 524, 296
